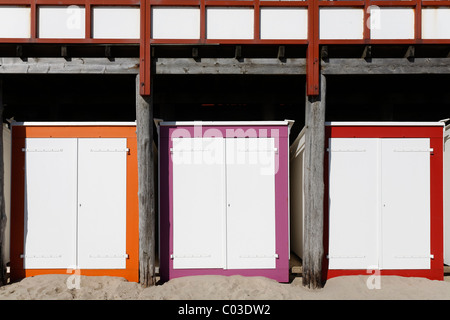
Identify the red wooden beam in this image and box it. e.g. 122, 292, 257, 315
415, 0, 422, 42
85, 2, 92, 39
200, 0, 206, 41
307, 0, 319, 96
254, 0, 260, 42
140, 0, 151, 96
30, 0, 37, 39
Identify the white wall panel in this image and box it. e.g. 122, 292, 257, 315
320, 8, 364, 40
422, 8, 450, 40
328, 138, 379, 270
206, 7, 254, 39
0, 6, 31, 38
370, 7, 415, 39
38, 6, 85, 39
260, 8, 307, 40
289, 130, 305, 259
172, 138, 226, 269
226, 138, 276, 269
380, 139, 431, 270
24, 138, 78, 269
77, 139, 128, 269
92, 7, 140, 39
152, 7, 200, 39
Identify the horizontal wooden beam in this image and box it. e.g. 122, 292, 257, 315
0, 58, 139, 74
3, 57, 450, 76
322, 58, 450, 75
155, 58, 307, 75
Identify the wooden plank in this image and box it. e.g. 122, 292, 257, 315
0, 77, 6, 286
155, 58, 307, 75
0, 58, 139, 74
290, 252, 303, 275
136, 74, 156, 287
302, 74, 326, 289
291, 265, 303, 274
322, 58, 450, 75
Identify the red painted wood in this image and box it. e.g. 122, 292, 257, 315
1, 0, 450, 95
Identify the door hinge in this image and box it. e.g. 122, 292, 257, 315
327, 148, 366, 152
90, 148, 129, 153
395, 254, 434, 259
393, 148, 433, 154
89, 254, 129, 259
22, 148, 63, 153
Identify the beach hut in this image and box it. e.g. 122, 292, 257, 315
158, 121, 292, 283
445, 123, 450, 266
9, 122, 139, 282
326, 122, 444, 280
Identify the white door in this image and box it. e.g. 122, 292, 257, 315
328, 138, 379, 270
24, 138, 78, 269
380, 138, 431, 270
225, 138, 276, 269
328, 137, 432, 271
77, 138, 128, 269
172, 137, 226, 269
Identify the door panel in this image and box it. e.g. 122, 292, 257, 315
328, 138, 379, 270
172, 137, 226, 269
77, 138, 128, 269
24, 138, 78, 269
225, 138, 276, 269
380, 138, 431, 270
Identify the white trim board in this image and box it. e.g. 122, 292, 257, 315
160, 121, 292, 127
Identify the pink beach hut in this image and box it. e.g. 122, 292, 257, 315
158, 121, 292, 283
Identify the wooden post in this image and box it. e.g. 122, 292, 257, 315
136, 73, 156, 287
0, 78, 6, 286
303, 74, 326, 289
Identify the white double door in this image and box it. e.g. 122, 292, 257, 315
172, 137, 277, 270
23, 138, 127, 269
328, 138, 432, 270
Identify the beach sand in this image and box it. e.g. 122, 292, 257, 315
1, 274, 450, 300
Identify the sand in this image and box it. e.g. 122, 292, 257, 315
1, 274, 450, 300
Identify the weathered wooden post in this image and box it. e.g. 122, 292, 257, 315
303, 74, 326, 289
136, 74, 156, 287
0, 77, 6, 286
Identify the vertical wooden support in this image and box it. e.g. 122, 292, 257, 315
136, 74, 156, 287
0, 78, 6, 286
303, 74, 326, 289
